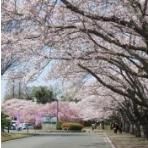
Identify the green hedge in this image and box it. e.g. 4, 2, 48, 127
62, 122, 83, 131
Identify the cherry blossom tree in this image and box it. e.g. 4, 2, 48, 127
2, 0, 148, 138
2, 99, 82, 125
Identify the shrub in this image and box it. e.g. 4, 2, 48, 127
1, 112, 11, 132
62, 122, 83, 131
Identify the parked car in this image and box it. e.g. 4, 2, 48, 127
10, 120, 17, 130
10, 120, 34, 130
26, 123, 34, 129
10, 125, 16, 130
18, 123, 27, 130
19, 123, 34, 130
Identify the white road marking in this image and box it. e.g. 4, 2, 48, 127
104, 133, 116, 148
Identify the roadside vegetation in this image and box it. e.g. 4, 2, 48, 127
1, 112, 11, 133
1, 133, 31, 142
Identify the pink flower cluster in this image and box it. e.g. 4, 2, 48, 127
2, 99, 81, 125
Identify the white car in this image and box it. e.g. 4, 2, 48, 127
18, 123, 34, 130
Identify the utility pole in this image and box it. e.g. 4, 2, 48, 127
12, 79, 15, 98
57, 100, 59, 125
18, 80, 21, 98
2, 75, 24, 99
55, 99, 59, 130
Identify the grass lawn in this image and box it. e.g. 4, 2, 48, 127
1, 132, 31, 142
105, 129, 148, 148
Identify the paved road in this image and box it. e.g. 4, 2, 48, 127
2, 132, 112, 148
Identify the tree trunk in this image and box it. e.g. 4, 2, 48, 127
135, 124, 141, 137
130, 124, 135, 134
125, 122, 130, 133
142, 124, 148, 139
7, 126, 10, 133
1, 127, 5, 133
122, 121, 126, 132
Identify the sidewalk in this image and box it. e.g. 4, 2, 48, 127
105, 130, 148, 148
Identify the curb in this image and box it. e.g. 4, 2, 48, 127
2, 134, 33, 142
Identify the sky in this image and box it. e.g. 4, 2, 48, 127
1, 60, 57, 101
1, 59, 96, 102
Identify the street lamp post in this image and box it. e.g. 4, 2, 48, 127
55, 99, 59, 130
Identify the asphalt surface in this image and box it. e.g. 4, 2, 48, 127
2, 132, 112, 148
